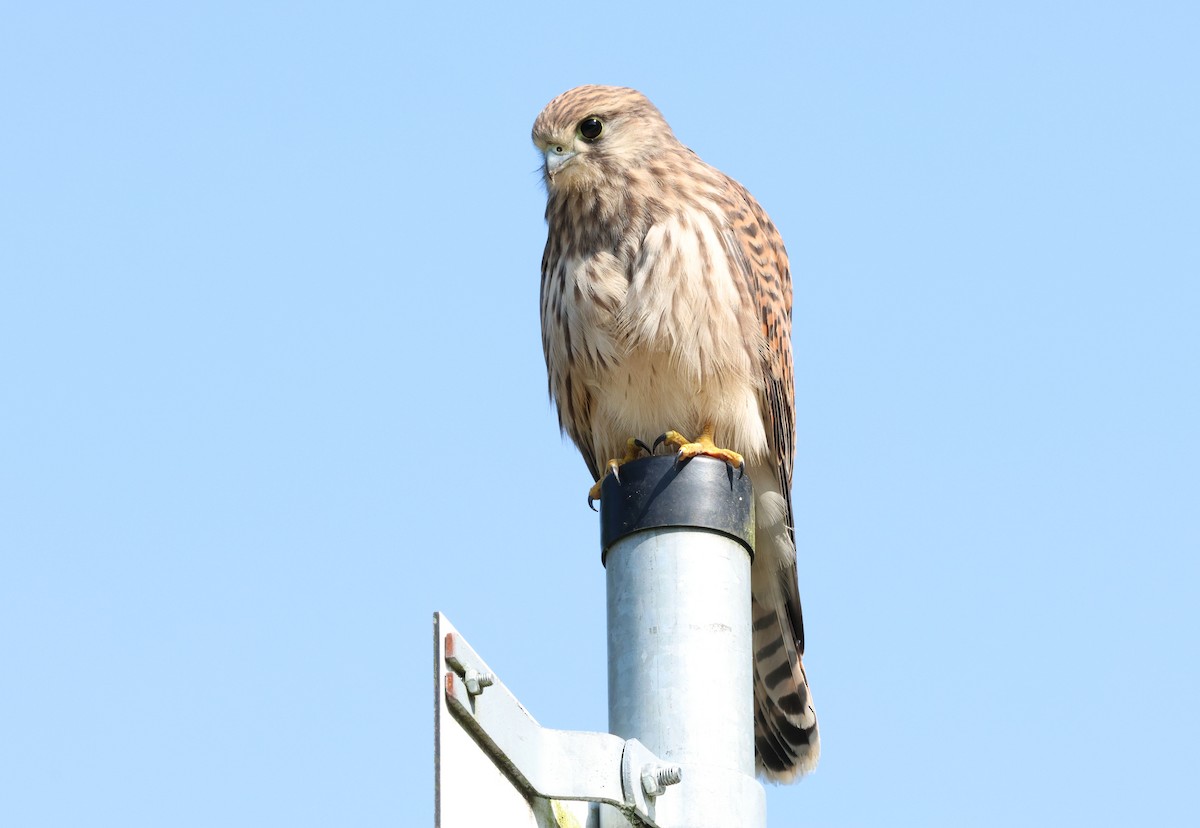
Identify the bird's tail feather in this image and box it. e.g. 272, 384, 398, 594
752, 593, 820, 781
746, 466, 820, 780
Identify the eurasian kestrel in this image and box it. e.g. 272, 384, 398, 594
533, 85, 819, 781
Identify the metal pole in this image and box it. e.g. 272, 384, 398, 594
600, 456, 766, 828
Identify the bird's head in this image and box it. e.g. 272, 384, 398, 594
532, 85, 677, 193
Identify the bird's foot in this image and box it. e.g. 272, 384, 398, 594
587, 437, 653, 510
653, 426, 744, 477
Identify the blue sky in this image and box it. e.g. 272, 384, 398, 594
2, 2, 1197, 825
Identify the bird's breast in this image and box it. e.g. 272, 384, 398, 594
542, 208, 769, 467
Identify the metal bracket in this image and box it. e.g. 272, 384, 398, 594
441, 618, 679, 826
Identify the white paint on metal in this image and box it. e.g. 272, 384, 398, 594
434, 612, 670, 827
435, 612, 551, 827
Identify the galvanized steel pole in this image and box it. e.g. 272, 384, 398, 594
600, 455, 766, 828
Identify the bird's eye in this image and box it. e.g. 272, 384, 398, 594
578, 117, 603, 141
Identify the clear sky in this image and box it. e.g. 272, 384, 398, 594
2, 2, 1197, 826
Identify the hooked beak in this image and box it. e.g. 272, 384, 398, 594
544, 144, 577, 179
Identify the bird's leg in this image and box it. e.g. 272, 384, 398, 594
587, 437, 653, 509
654, 422, 744, 476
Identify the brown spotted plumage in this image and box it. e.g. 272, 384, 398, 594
533, 85, 819, 781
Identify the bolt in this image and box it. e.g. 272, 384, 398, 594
463, 667, 495, 696
655, 765, 682, 787
640, 763, 682, 797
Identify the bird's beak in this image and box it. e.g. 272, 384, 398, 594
544, 144, 577, 179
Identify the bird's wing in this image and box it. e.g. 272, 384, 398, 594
721, 180, 803, 653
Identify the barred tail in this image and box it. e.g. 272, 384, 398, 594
752, 595, 820, 781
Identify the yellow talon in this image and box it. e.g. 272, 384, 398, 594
587, 437, 651, 508
656, 424, 744, 471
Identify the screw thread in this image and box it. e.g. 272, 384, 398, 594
656, 765, 682, 786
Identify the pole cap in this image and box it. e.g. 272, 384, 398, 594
599, 455, 755, 564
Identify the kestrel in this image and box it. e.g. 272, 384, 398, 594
533, 85, 819, 781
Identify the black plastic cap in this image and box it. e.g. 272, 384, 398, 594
599, 455, 755, 565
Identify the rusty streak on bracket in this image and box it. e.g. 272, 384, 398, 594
440, 621, 671, 826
